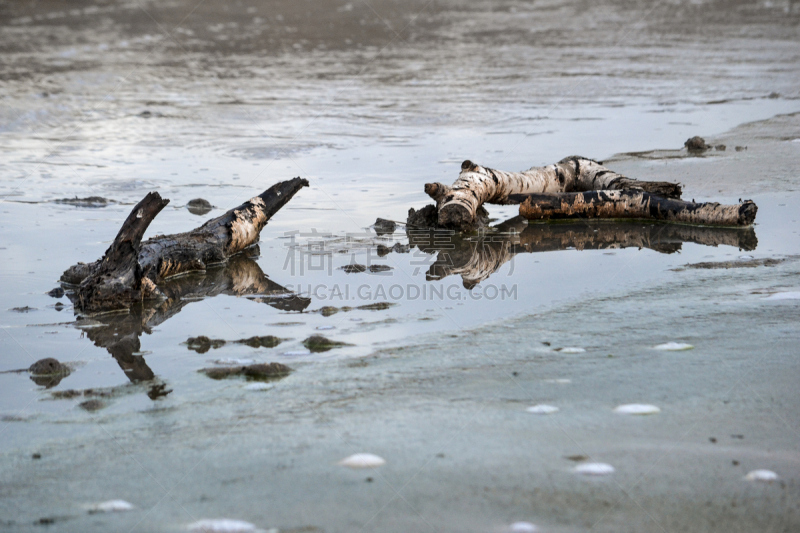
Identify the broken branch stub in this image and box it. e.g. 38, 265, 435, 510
514, 190, 757, 227
65, 178, 308, 314
426, 158, 681, 230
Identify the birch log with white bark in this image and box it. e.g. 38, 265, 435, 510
514, 190, 757, 226
426, 157, 682, 230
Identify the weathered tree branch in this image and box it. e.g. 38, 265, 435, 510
426, 157, 681, 230
513, 190, 757, 226
63, 178, 308, 314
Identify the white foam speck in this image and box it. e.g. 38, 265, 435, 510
244, 383, 273, 391
509, 521, 538, 532
738, 255, 754, 260
744, 469, 778, 482
574, 463, 615, 475
543, 378, 571, 384
187, 519, 257, 532
338, 453, 386, 468
765, 292, 800, 300
281, 350, 311, 356
526, 404, 559, 414
614, 404, 661, 415
87, 500, 134, 513
213, 358, 255, 365
559, 347, 586, 353
654, 342, 694, 351
316, 325, 336, 330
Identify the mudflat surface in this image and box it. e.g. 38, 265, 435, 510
1, 1, 800, 532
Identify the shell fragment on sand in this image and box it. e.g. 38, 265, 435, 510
509, 522, 538, 532
338, 453, 386, 468
86, 500, 134, 513
765, 291, 800, 300
654, 342, 694, 351
187, 519, 258, 532
744, 469, 778, 482
558, 347, 586, 353
574, 463, 615, 475
526, 404, 559, 414
613, 404, 661, 415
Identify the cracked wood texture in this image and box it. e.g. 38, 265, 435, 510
426, 157, 682, 230
64, 178, 308, 314
513, 190, 757, 226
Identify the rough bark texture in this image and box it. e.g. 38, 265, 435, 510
427, 157, 682, 230
63, 178, 308, 313
514, 190, 757, 226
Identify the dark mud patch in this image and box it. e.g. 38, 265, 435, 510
674, 257, 787, 271
302, 335, 351, 353
78, 399, 107, 412
185, 335, 285, 353
200, 362, 291, 381
52, 196, 113, 208
9, 306, 36, 313
340, 264, 393, 274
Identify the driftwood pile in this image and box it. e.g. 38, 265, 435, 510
61, 151, 757, 313
414, 157, 756, 231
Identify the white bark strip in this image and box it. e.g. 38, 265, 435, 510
516, 190, 756, 227
427, 158, 682, 230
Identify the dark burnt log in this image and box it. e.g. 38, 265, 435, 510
63, 178, 308, 313
75, 192, 170, 314
513, 190, 756, 227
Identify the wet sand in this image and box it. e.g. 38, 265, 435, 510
1, 1, 800, 532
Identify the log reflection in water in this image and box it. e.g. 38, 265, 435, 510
71, 251, 309, 399
405, 217, 758, 288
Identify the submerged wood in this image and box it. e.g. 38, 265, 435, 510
63, 178, 308, 313
426, 157, 682, 230
514, 190, 757, 226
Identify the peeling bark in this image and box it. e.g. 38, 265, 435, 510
427, 157, 681, 230
63, 178, 308, 313
514, 190, 756, 227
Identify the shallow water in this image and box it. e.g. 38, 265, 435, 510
1, 1, 800, 531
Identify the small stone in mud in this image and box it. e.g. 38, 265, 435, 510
53, 302, 65, 311
565, 455, 589, 462
200, 362, 291, 380
303, 335, 350, 353
373, 218, 397, 234
47, 287, 64, 298
138, 110, 153, 118
29, 358, 69, 376
32, 453, 41, 460
186, 336, 226, 353
357, 302, 395, 311
78, 399, 106, 412
319, 306, 340, 317
684, 136, 710, 152
187, 198, 213, 216
369, 264, 392, 273
735, 145, 747, 151
715, 144, 726, 151
234, 335, 283, 349
10, 306, 36, 313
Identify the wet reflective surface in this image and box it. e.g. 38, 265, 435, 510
1, 1, 800, 531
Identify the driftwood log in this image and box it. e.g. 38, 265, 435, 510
425, 157, 682, 230
512, 191, 757, 227
62, 178, 308, 314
